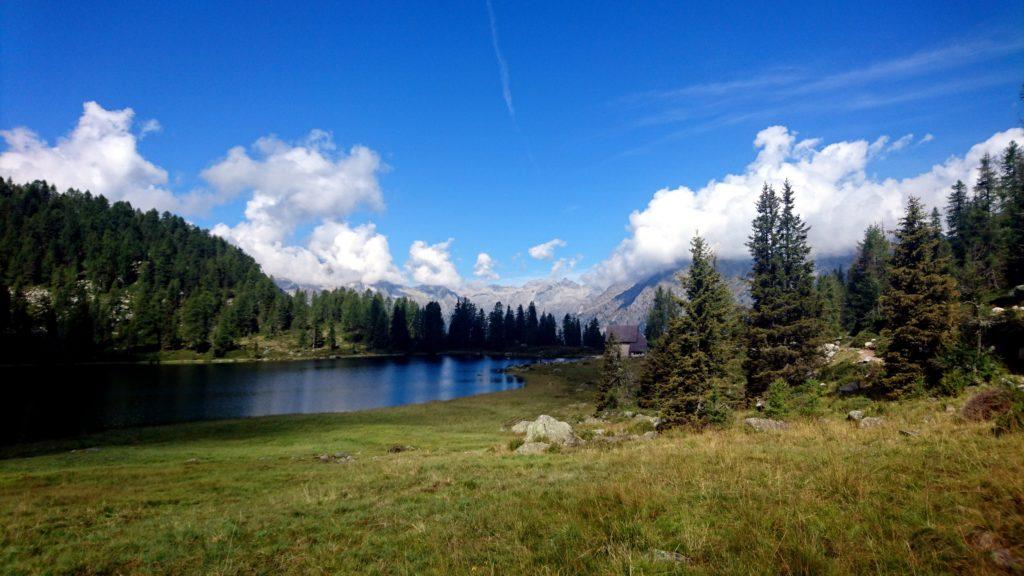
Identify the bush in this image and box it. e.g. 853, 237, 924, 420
939, 341, 1006, 395
703, 388, 733, 426
961, 388, 1011, 422
507, 437, 524, 451
763, 379, 792, 419
791, 380, 823, 417
994, 381, 1024, 436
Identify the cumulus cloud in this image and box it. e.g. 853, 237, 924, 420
203, 131, 384, 230
208, 131, 401, 287
528, 238, 566, 260
474, 252, 499, 280
213, 219, 402, 286
0, 102, 188, 213
589, 125, 1024, 286
406, 239, 462, 288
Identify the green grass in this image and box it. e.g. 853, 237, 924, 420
1, 359, 1022, 575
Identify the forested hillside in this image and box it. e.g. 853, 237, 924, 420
0, 180, 601, 362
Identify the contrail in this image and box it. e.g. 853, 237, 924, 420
486, 0, 514, 118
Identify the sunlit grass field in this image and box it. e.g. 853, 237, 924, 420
1, 358, 1021, 575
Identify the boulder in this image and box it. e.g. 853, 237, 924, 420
515, 442, 550, 455
847, 410, 865, 421
822, 342, 840, 361
640, 431, 658, 440
744, 418, 788, 432
525, 415, 582, 446
838, 381, 863, 395
632, 414, 664, 429
510, 420, 532, 434
858, 417, 884, 429
582, 416, 606, 426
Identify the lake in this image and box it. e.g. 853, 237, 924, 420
1, 355, 537, 444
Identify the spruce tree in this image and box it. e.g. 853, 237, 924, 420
745, 182, 823, 395
843, 224, 889, 333
644, 285, 679, 344
879, 197, 959, 397
595, 334, 623, 413
945, 180, 969, 266
648, 235, 737, 425
999, 141, 1024, 287
389, 301, 411, 351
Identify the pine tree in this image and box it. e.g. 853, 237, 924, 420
595, 334, 623, 413
644, 285, 679, 344
503, 305, 516, 346
487, 302, 505, 349
648, 235, 737, 425
525, 302, 539, 345
745, 182, 824, 395
999, 141, 1024, 287
817, 269, 845, 339
583, 318, 604, 349
420, 301, 445, 353
945, 180, 970, 266
843, 224, 889, 333
389, 301, 411, 351
879, 197, 959, 397
963, 154, 1003, 294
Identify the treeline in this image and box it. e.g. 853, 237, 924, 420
285, 290, 606, 355
619, 141, 1024, 427
0, 180, 606, 361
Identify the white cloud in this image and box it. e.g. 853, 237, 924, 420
407, 239, 462, 288
528, 238, 566, 260
550, 256, 581, 277
208, 131, 402, 288
474, 252, 499, 280
486, 0, 514, 118
213, 219, 402, 286
139, 119, 162, 138
0, 102, 189, 213
203, 131, 384, 230
920, 133, 935, 144
589, 124, 1024, 286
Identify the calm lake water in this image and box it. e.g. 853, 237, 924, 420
1, 355, 536, 444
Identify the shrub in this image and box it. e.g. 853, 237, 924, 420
994, 381, 1024, 436
763, 379, 792, 419
791, 380, 823, 417
703, 388, 733, 426
938, 341, 1006, 395
961, 388, 1011, 422
507, 437, 524, 451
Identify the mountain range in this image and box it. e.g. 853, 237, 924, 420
276, 255, 852, 326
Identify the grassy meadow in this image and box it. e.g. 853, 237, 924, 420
1, 358, 1022, 575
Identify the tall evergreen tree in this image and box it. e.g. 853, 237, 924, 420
644, 285, 679, 344
642, 235, 737, 424
420, 301, 445, 353
389, 301, 411, 351
487, 302, 506, 349
745, 182, 823, 395
595, 334, 623, 413
879, 197, 959, 397
503, 305, 517, 346
525, 302, 539, 345
945, 180, 970, 266
999, 141, 1024, 287
843, 224, 889, 333
582, 317, 604, 349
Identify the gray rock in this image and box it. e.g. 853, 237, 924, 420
510, 420, 532, 434
744, 418, 788, 432
515, 441, 550, 455
899, 429, 920, 437
858, 416, 884, 429
640, 431, 658, 440
648, 549, 689, 564
525, 415, 581, 446
632, 414, 664, 429
945, 404, 957, 414
582, 416, 606, 426
838, 381, 863, 395
847, 410, 865, 421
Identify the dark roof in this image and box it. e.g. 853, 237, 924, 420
607, 325, 648, 353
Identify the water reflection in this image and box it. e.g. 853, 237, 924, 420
1, 355, 533, 444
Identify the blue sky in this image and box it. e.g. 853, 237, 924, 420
2, 0, 1023, 287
